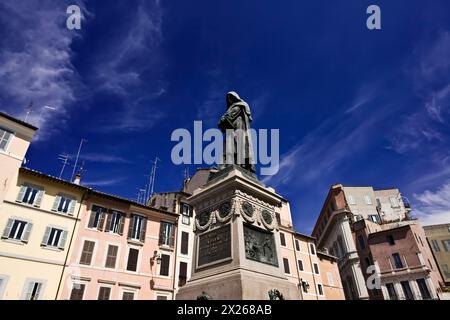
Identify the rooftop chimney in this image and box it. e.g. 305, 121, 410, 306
73, 173, 81, 185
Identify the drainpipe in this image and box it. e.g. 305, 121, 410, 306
55, 188, 91, 300
171, 213, 180, 300
291, 233, 303, 300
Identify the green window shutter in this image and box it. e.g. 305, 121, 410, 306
127, 216, 134, 239
139, 218, 147, 242
33, 190, 44, 207
2, 218, 14, 239
68, 199, 76, 215
97, 211, 106, 231
58, 230, 68, 249
118, 214, 125, 235
51, 195, 61, 211
87, 207, 97, 228
16, 186, 27, 203
41, 227, 51, 246
105, 211, 113, 232
22, 222, 33, 243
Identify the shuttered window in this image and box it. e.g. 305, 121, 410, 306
2, 219, 32, 242
178, 261, 188, 287
295, 239, 300, 251
41, 227, 68, 249
106, 210, 125, 235
181, 232, 189, 255
79, 240, 95, 265
23, 281, 43, 300
88, 206, 106, 230
298, 260, 304, 271
159, 222, 175, 247
105, 245, 119, 268
97, 287, 111, 300
160, 254, 170, 276
52, 195, 76, 215
16, 185, 44, 207
280, 232, 286, 246
128, 215, 147, 242
70, 283, 85, 300
313, 263, 320, 275
122, 292, 134, 300
283, 258, 290, 274
126, 248, 139, 272
0, 128, 13, 151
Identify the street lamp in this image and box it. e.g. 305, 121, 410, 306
150, 250, 161, 265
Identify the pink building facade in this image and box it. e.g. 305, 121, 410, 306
59, 191, 178, 300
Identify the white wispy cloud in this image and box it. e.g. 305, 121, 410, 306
412, 182, 450, 226
82, 177, 126, 187
0, 0, 87, 140
91, 0, 167, 132
78, 153, 131, 164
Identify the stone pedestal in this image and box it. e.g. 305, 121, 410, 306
176, 166, 300, 300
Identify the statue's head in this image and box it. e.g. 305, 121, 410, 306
226, 91, 241, 107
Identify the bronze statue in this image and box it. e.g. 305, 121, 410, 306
218, 91, 256, 173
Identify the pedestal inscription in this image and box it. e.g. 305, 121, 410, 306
244, 224, 278, 266
198, 224, 232, 267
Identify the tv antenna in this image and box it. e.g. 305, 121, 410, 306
71, 138, 87, 181
146, 157, 160, 203
58, 154, 70, 179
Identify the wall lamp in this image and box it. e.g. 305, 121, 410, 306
150, 250, 161, 265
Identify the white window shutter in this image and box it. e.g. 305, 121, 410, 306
22, 222, 33, 243
33, 190, 44, 207
2, 218, 14, 239
23, 281, 34, 300
16, 186, 27, 203
58, 230, 68, 249
34, 283, 42, 300
51, 195, 61, 211
68, 199, 76, 215
41, 227, 51, 246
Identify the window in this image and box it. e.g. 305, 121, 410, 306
122, 292, 134, 300
160, 254, 170, 276
400, 281, 414, 300
295, 239, 300, 251
128, 215, 147, 242
313, 263, 320, 275
23, 281, 44, 300
387, 235, 395, 246
16, 185, 44, 207
181, 231, 189, 255
442, 240, 450, 252
105, 245, 118, 268
389, 196, 400, 208
159, 222, 175, 247
386, 283, 397, 300
368, 215, 380, 223
0, 276, 8, 299
280, 232, 286, 246
70, 283, 85, 300
179, 261, 188, 287
431, 240, 440, 252
392, 253, 404, 269
347, 195, 356, 205
358, 235, 366, 250
275, 212, 281, 225
157, 295, 168, 300
283, 258, 290, 274
327, 272, 334, 286
42, 227, 67, 249
181, 203, 192, 225
126, 248, 139, 272
309, 243, 316, 255
416, 279, 431, 300
301, 281, 309, 293
88, 206, 106, 230
317, 284, 324, 296
97, 287, 111, 300
0, 128, 13, 151
364, 195, 373, 205
52, 195, 75, 214
79, 240, 95, 265
298, 260, 304, 271
2, 218, 32, 242
106, 210, 124, 234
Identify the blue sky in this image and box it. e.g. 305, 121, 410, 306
0, 0, 449, 233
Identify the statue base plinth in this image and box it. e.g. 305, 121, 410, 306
176, 167, 300, 300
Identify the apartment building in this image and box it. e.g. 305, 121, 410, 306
150, 168, 215, 295
424, 224, 450, 287
312, 184, 444, 300
59, 189, 178, 300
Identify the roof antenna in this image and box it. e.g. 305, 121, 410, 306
24, 102, 33, 122
58, 154, 70, 179
71, 138, 87, 182
146, 157, 160, 204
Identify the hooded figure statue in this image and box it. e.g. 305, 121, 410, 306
218, 91, 256, 173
